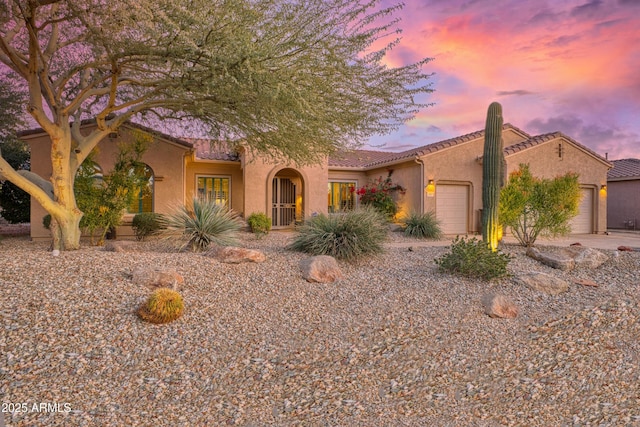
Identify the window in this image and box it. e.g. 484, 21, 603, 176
197, 176, 230, 207
128, 164, 154, 213
328, 181, 356, 212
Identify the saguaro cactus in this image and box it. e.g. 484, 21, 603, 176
482, 102, 504, 252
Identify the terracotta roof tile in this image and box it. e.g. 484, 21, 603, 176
608, 158, 640, 180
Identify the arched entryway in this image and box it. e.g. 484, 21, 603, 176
271, 168, 303, 228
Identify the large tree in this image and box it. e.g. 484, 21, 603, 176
0, 0, 433, 250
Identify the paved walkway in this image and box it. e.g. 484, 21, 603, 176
386, 230, 640, 251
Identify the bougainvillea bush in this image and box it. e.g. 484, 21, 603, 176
354, 170, 405, 219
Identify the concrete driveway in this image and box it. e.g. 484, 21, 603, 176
501, 230, 640, 250
387, 230, 640, 251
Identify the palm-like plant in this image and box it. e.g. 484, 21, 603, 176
164, 198, 241, 251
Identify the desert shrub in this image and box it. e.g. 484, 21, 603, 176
500, 163, 581, 247
288, 206, 387, 261
164, 198, 241, 251
435, 236, 510, 280
132, 212, 166, 241
402, 211, 442, 239
138, 288, 184, 324
247, 212, 271, 237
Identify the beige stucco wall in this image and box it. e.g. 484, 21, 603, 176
23, 124, 190, 241
241, 153, 329, 223
506, 137, 610, 233
184, 159, 244, 215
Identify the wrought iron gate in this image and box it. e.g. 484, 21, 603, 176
272, 178, 296, 228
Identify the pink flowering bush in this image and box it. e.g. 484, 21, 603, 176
354, 170, 405, 219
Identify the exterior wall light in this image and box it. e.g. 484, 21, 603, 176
600, 185, 607, 196
425, 179, 436, 197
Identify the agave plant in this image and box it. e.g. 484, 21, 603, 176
164, 198, 241, 251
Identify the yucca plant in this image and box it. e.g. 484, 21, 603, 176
288, 206, 388, 261
164, 198, 241, 251
402, 211, 442, 239
138, 288, 184, 324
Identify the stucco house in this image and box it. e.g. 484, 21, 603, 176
21, 121, 611, 241
606, 158, 640, 230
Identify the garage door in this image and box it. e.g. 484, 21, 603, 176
569, 188, 593, 234
436, 185, 468, 235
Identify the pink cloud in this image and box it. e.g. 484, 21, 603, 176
368, 0, 640, 160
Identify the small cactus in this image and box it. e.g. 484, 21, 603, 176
138, 288, 184, 324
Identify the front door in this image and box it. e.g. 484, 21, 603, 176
272, 177, 296, 228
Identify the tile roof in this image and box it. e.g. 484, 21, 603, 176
504, 131, 611, 166
328, 123, 529, 168
328, 149, 396, 168
608, 158, 640, 180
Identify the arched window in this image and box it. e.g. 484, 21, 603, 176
128, 164, 154, 213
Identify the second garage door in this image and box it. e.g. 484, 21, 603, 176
569, 188, 593, 234
436, 184, 469, 235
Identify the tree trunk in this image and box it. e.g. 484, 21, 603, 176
50, 209, 83, 251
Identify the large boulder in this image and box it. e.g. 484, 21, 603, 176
300, 255, 344, 283
516, 272, 569, 295
131, 267, 185, 290
526, 247, 575, 271
526, 246, 608, 270
204, 246, 266, 263
482, 294, 518, 319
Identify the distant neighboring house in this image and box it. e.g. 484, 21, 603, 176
607, 158, 640, 230
20, 121, 611, 241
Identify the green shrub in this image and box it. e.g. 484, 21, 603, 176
247, 212, 271, 237
138, 288, 184, 324
43, 214, 51, 230
132, 212, 166, 241
164, 198, 241, 251
288, 206, 387, 261
435, 236, 510, 280
402, 211, 442, 239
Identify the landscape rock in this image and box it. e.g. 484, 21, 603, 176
527, 246, 608, 270
104, 240, 139, 253
574, 278, 599, 288
131, 267, 184, 290
204, 246, 266, 263
560, 246, 608, 269
516, 272, 569, 295
526, 247, 575, 271
300, 255, 344, 283
482, 294, 518, 319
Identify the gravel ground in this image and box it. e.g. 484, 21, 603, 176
1, 231, 639, 426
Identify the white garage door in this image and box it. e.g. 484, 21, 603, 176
436, 185, 468, 235
569, 188, 593, 234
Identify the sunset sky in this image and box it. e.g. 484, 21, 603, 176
365, 0, 640, 160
